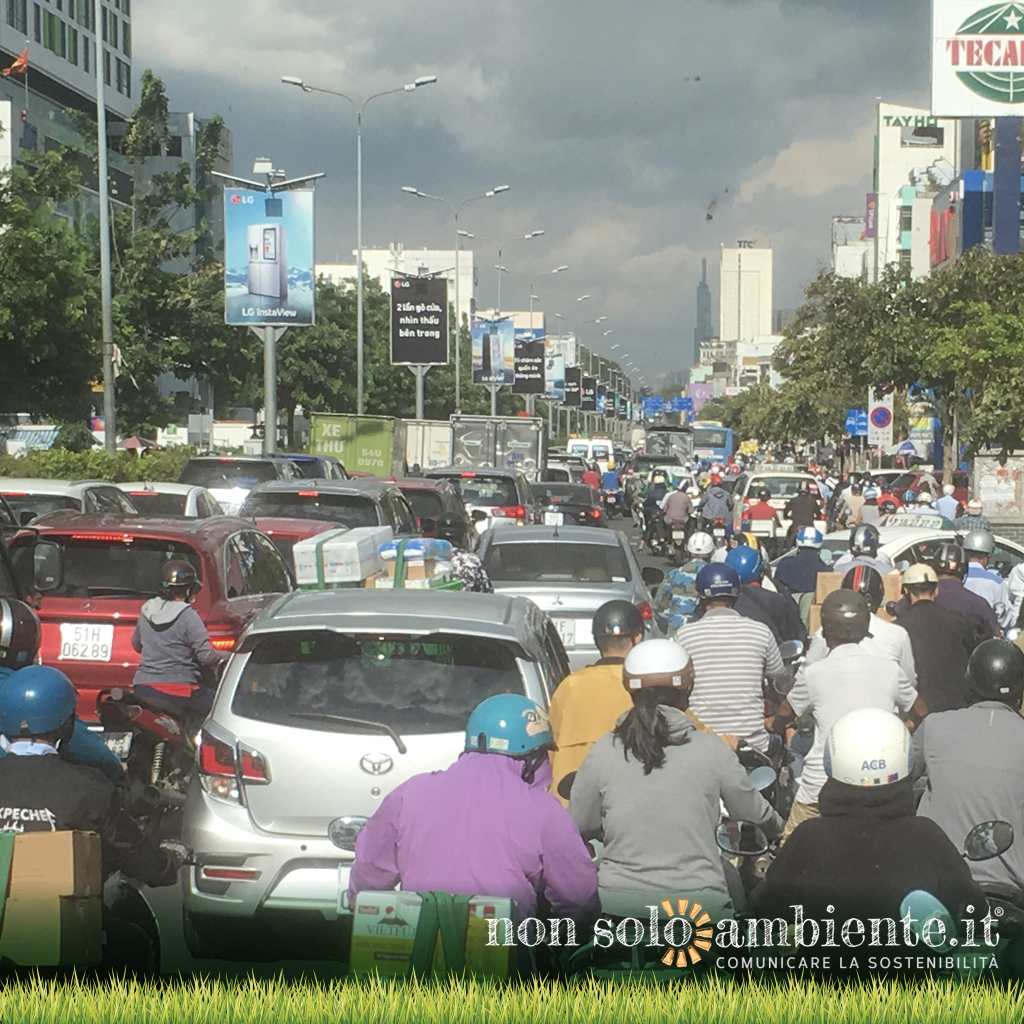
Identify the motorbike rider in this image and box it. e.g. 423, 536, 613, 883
569, 639, 782, 919
724, 545, 807, 646
659, 479, 695, 550
892, 542, 997, 643
697, 474, 734, 532
894, 563, 976, 713
673, 564, 788, 753
434, 511, 493, 593
753, 706, 985, 957
934, 483, 963, 522
832, 523, 895, 576
600, 466, 623, 513
954, 498, 991, 533
961, 530, 1013, 630
854, 486, 882, 526
837, 482, 865, 528
639, 471, 671, 552
0, 599, 122, 780
769, 592, 925, 839
783, 481, 821, 545
349, 693, 599, 926
653, 532, 715, 633
582, 463, 602, 493
131, 560, 229, 718
773, 527, 831, 628
915, 640, 1024, 892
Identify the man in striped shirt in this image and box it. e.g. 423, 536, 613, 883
673, 563, 786, 753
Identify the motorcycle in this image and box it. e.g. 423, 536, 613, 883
601, 488, 624, 519
710, 517, 728, 551
640, 505, 669, 558
666, 519, 689, 567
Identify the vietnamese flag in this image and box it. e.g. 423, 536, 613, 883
3, 48, 28, 77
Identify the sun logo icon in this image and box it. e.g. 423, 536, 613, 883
658, 898, 714, 968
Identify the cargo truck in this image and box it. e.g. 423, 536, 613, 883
404, 420, 452, 472
309, 414, 407, 477
644, 424, 695, 466
449, 415, 547, 483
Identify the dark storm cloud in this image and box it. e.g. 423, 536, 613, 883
137, 0, 932, 381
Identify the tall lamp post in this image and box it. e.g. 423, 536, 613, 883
402, 186, 510, 410
282, 73, 437, 415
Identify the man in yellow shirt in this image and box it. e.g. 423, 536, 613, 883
549, 602, 722, 804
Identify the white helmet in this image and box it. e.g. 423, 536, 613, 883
687, 485, 700, 498
622, 639, 694, 692
687, 532, 715, 557
943, 483, 955, 496
824, 707, 913, 787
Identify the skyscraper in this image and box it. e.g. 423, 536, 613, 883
719, 244, 773, 342
693, 258, 713, 366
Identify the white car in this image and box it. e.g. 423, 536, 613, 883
117, 482, 225, 518
0, 478, 138, 525
729, 468, 828, 534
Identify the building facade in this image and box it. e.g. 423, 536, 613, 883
719, 244, 772, 343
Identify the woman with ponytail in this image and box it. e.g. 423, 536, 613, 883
569, 639, 782, 919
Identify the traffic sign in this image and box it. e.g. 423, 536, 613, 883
845, 409, 868, 437
867, 389, 894, 448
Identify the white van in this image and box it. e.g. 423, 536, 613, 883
567, 437, 615, 473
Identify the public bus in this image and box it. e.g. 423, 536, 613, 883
692, 421, 734, 463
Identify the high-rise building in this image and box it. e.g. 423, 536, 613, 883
719, 244, 772, 342
693, 258, 713, 366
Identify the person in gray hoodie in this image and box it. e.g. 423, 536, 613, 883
569, 639, 782, 922
131, 560, 228, 715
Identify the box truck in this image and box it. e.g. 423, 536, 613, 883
404, 420, 452, 472
449, 416, 547, 483
309, 414, 407, 477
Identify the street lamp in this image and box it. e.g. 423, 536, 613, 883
282, 73, 437, 414
402, 185, 510, 409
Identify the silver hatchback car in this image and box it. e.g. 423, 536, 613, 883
181, 588, 569, 962
477, 525, 663, 671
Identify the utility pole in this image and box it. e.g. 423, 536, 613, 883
96, 38, 116, 453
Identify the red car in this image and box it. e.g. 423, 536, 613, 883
252, 516, 348, 569
8, 513, 294, 721
393, 477, 466, 534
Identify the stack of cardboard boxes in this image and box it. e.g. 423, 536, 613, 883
0, 831, 103, 966
808, 571, 903, 634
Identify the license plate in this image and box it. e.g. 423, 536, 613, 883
606, 496, 616, 504
103, 731, 133, 759
553, 618, 575, 648
58, 623, 114, 662
672, 530, 686, 541
543, 512, 564, 526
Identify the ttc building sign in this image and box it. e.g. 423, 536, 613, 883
932, 1, 1024, 115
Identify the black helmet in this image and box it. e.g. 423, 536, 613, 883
878, 499, 897, 516
849, 523, 880, 558
841, 564, 884, 613
932, 542, 966, 579
967, 639, 1024, 708
851, 483, 863, 496
592, 600, 645, 642
820, 589, 871, 643
757, 488, 771, 502
161, 560, 198, 593
0, 599, 41, 671
434, 511, 468, 548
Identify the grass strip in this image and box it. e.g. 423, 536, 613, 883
0, 974, 1021, 1024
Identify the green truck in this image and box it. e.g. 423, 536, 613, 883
309, 414, 408, 477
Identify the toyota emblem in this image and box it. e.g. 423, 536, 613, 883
360, 752, 394, 775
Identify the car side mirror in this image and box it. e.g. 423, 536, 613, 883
715, 820, 769, 857
642, 566, 664, 586
19, 511, 36, 526
778, 639, 804, 661
471, 509, 488, 523
964, 820, 1014, 862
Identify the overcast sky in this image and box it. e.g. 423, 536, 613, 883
137, 0, 930, 385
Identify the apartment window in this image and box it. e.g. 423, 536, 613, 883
167, 135, 182, 157
82, 32, 88, 70
67, 24, 77, 63
899, 205, 913, 233
102, 44, 109, 85
55, 0, 61, 10
108, 9, 115, 46
898, 250, 912, 269
42, 9, 65, 56
78, 0, 94, 30
121, 19, 128, 56
7, 0, 27, 33
33, 2, 40, 42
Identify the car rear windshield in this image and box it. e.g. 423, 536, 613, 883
11, 538, 203, 599
440, 475, 517, 507
484, 542, 630, 583
2, 494, 80, 522
179, 460, 278, 489
750, 477, 808, 499
401, 489, 444, 520
290, 461, 323, 480
233, 631, 523, 735
244, 492, 380, 528
122, 492, 187, 516
534, 484, 594, 506
890, 474, 917, 492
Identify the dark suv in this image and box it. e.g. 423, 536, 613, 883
240, 479, 420, 537
424, 467, 538, 535
178, 456, 304, 516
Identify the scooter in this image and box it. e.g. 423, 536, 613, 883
601, 488, 624, 519
710, 518, 728, 551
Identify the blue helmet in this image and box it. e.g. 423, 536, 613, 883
796, 527, 823, 549
0, 665, 77, 738
465, 694, 553, 757
903, 489, 917, 504
726, 545, 763, 584
695, 563, 741, 600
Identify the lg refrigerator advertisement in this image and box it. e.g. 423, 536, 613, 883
563, 365, 581, 407
546, 354, 566, 402
224, 189, 315, 326
472, 319, 515, 385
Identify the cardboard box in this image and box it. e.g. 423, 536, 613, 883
8, 831, 102, 899
349, 891, 514, 979
808, 604, 821, 635
815, 569, 903, 606
0, 895, 102, 966
386, 559, 437, 581
293, 526, 391, 586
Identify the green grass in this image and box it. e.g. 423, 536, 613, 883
0, 975, 1020, 1024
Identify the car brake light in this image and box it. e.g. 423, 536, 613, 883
2, 492, 27, 497
238, 746, 270, 783
297, 490, 319, 498
492, 506, 526, 520
201, 867, 261, 881
637, 601, 653, 621
71, 533, 133, 543
210, 638, 236, 651
460, 472, 477, 478
127, 491, 152, 496
588, 508, 602, 519
219, 457, 236, 462
198, 731, 235, 777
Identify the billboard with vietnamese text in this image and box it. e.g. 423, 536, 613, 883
472, 319, 515, 385
390, 276, 448, 365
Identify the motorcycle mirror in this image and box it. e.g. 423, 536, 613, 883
778, 639, 804, 661
964, 820, 1014, 862
995, 602, 1008, 622
556, 771, 576, 801
328, 815, 369, 852
899, 890, 954, 952
819, 548, 834, 566
642, 566, 664, 586
715, 820, 769, 858
896, 560, 910, 572
471, 509, 488, 523
884, 600, 898, 618
747, 765, 777, 791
